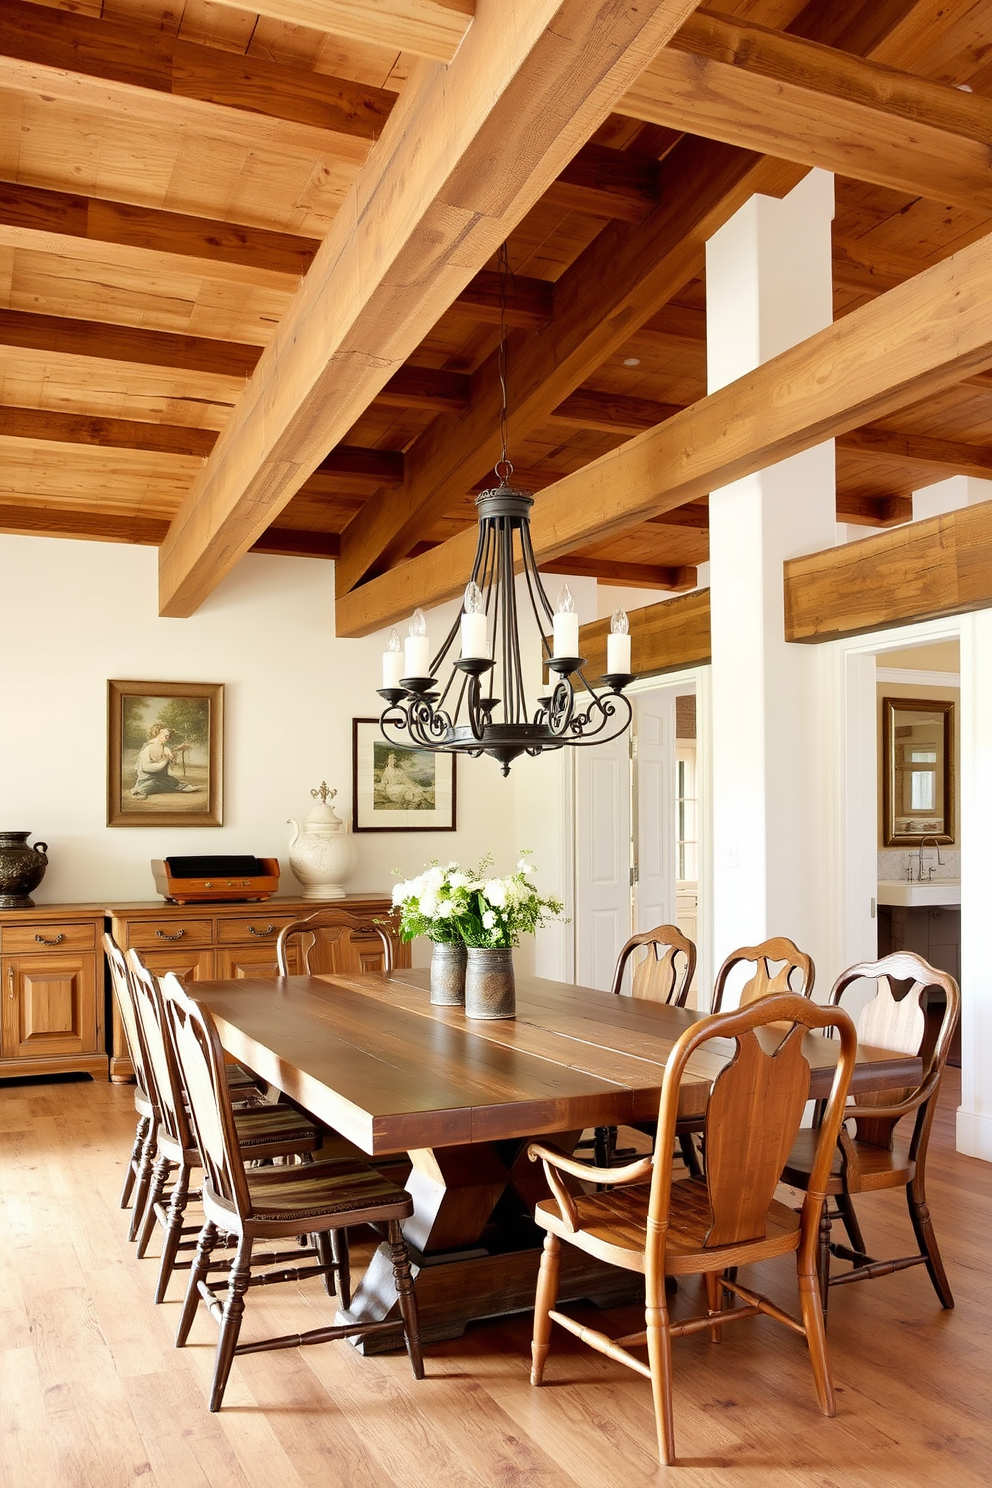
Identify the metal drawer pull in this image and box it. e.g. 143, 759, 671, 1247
248, 924, 276, 937
34, 932, 65, 946
156, 928, 187, 941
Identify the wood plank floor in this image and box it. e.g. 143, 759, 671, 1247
0, 1069, 987, 1486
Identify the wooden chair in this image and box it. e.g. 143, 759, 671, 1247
276, 908, 394, 977
104, 933, 159, 1240
127, 950, 331, 1304
711, 935, 814, 1012
528, 993, 857, 1467
591, 926, 697, 1168
781, 951, 960, 1313
160, 972, 424, 1411
610, 924, 696, 1004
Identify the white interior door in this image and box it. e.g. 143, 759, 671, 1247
634, 689, 677, 937
574, 731, 632, 990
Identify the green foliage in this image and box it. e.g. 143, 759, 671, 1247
391, 853, 565, 949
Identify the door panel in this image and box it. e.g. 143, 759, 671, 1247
574, 730, 631, 990
216, 943, 299, 978
3, 954, 100, 1059
634, 691, 677, 938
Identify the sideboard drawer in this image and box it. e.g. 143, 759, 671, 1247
124, 918, 213, 950
1, 920, 97, 954
216, 914, 300, 946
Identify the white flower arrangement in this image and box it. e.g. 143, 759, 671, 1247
391, 853, 565, 948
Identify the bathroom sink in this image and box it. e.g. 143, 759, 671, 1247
876, 879, 961, 908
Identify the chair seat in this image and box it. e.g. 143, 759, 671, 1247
535, 1176, 801, 1276
781, 1128, 915, 1194
241, 1159, 413, 1223
232, 1105, 320, 1150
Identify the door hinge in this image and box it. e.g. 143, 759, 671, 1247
630, 865, 639, 886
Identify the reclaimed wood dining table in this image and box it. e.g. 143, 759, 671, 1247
190, 966, 923, 1350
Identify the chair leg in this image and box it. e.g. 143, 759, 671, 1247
907, 1175, 954, 1308
209, 1235, 254, 1412
120, 1115, 148, 1208
817, 1205, 832, 1314
797, 1263, 836, 1418
834, 1192, 866, 1256
387, 1220, 424, 1381
128, 1120, 159, 1244
530, 1231, 561, 1386
677, 1132, 702, 1179
154, 1161, 192, 1303
312, 1229, 337, 1299
645, 1296, 676, 1466
136, 1153, 171, 1259
331, 1227, 351, 1309
176, 1221, 219, 1348
592, 1126, 615, 1168
704, 1270, 724, 1343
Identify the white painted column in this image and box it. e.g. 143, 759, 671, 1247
957, 609, 992, 1160
707, 170, 839, 977
914, 474, 992, 520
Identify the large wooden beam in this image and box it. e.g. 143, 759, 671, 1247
543, 143, 661, 223
0, 309, 260, 378
0, 1, 394, 149
158, 0, 707, 618
200, 0, 474, 62
0, 502, 338, 557
538, 558, 697, 590
335, 135, 800, 595
838, 427, 992, 480
578, 588, 711, 679
622, 9, 992, 214
835, 493, 914, 528
335, 230, 992, 636
785, 500, 992, 642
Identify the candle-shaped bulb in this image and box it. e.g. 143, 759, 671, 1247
404, 606, 431, 678
460, 581, 488, 658
382, 626, 405, 688
607, 605, 631, 675
552, 582, 579, 658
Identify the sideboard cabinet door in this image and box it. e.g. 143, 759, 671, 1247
2, 952, 101, 1064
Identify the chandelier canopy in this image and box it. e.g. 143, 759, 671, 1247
376, 473, 635, 775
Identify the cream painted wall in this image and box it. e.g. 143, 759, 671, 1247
0, 537, 523, 947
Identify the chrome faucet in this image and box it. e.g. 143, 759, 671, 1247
917, 835, 944, 881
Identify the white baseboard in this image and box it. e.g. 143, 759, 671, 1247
956, 1106, 992, 1163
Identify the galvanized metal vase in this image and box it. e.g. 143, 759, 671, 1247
430, 941, 467, 1006
464, 946, 515, 1019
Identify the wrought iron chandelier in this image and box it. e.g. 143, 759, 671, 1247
375, 254, 636, 776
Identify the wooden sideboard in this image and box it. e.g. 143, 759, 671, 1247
0, 903, 108, 1080
105, 895, 406, 1082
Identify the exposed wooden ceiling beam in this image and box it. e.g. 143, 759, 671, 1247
551, 389, 684, 433
335, 230, 992, 636
543, 143, 661, 223
621, 8, 992, 214
0, 1, 394, 150
335, 135, 801, 594
158, 0, 708, 618
0, 180, 318, 281
835, 493, 914, 527
201, 0, 474, 62
785, 498, 992, 642
0, 406, 218, 457
578, 587, 711, 678
839, 427, 992, 480
0, 501, 338, 557
538, 557, 696, 589
450, 270, 553, 328
0, 309, 260, 379
374, 366, 469, 413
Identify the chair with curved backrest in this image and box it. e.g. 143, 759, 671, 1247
711, 935, 814, 1012
160, 972, 424, 1411
781, 951, 960, 1314
126, 950, 327, 1304
104, 933, 159, 1240
591, 926, 698, 1167
528, 994, 858, 1467
610, 924, 696, 1005
276, 908, 394, 977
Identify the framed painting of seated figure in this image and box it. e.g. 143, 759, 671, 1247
108, 680, 224, 828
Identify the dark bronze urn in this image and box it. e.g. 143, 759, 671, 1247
0, 832, 49, 908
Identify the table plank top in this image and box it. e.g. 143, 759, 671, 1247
190, 969, 922, 1157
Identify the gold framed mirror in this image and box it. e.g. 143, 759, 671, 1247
882, 697, 955, 846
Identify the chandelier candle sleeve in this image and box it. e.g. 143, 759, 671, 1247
405, 608, 431, 677
382, 627, 406, 689
460, 581, 488, 659
607, 608, 631, 675
552, 585, 580, 659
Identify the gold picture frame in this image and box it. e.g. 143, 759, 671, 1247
881, 696, 954, 846
108, 680, 224, 827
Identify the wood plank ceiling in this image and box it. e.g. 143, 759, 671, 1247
4, 0, 992, 621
